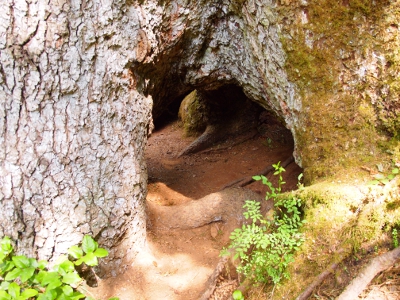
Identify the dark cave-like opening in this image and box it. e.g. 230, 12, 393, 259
146, 84, 302, 200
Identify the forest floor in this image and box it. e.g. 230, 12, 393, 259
89, 118, 400, 300
89, 117, 301, 299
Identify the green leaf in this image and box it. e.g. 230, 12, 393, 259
81, 252, 98, 266
46, 278, 62, 291
62, 285, 73, 296
392, 168, 399, 174
252, 175, 262, 181
107, 298, 120, 300
21, 289, 38, 299
12, 256, 30, 269
59, 260, 75, 274
67, 246, 83, 259
74, 258, 83, 266
2, 261, 15, 273
19, 267, 35, 282
40, 271, 60, 286
29, 258, 38, 268
82, 236, 97, 254
38, 260, 48, 270
232, 290, 244, 300
1, 237, 13, 253
8, 282, 20, 298
62, 272, 81, 285
0, 281, 10, 290
94, 248, 108, 258
4, 267, 21, 281
0, 290, 11, 300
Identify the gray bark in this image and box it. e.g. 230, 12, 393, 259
0, 0, 152, 270
0, 0, 299, 268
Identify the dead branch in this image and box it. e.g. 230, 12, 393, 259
221, 155, 294, 190
336, 247, 400, 300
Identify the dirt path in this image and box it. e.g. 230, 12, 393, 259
90, 119, 302, 300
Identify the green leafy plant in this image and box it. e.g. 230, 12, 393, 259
0, 235, 118, 300
232, 290, 244, 300
368, 164, 399, 185
222, 162, 305, 287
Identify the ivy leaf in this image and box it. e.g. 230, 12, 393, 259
81, 252, 98, 266
40, 271, 60, 286
38, 260, 48, 270
12, 255, 30, 269
61, 285, 73, 296
1, 237, 13, 254
82, 236, 97, 254
94, 248, 108, 258
57, 260, 75, 275
19, 267, 36, 283
8, 282, 20, 298
74, 258, 83, 266
0, 290, 11, 300
62, 272, 81, 285
46, 277, 62, 291
21, 289, 38, 299
0, 281, 10, 290
4, 267, 21, 281
68, 246, 83, 259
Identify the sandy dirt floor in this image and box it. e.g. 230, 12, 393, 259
88, 116, 302, 300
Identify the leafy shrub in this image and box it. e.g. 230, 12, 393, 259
0, 235, 118, 300
222, 162, 305, 286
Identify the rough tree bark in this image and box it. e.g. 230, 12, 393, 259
1, 0, 398, 278
0, 0, 153, 273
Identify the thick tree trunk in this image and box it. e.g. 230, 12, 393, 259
0, 0, 152, 271
1, 0, 398, 280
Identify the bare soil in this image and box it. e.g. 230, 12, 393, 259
89, 117, 302, 300
87, 118, 400, 300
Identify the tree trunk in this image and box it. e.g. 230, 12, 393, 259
0, 0, 152, 272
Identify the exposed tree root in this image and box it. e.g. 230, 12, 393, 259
147, 187, 268, 230
295, 262, 339, 300
222, 155, 294, 190
199, 256, 230, 300
337, 247, 400, 300
199, 130, 258, 155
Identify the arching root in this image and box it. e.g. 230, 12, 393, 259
147, 187, 269, 230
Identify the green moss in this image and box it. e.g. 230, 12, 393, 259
178, 90, 208, 137
278, 0, 400, 182
271, 180, 400, 299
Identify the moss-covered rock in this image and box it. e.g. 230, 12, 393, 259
178, 90, 208, 137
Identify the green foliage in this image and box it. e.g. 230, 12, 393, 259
0, 235, 117, 300
222, 162, 305, 286
232, 290, 244, 300
368, 163, 399, 186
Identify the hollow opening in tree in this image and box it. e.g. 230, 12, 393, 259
146, 83, 302, 203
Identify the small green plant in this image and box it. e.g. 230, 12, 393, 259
392, 228, 399, 248
368, 164, 399, 185
222, 162, 305, 288
0, 235, 118, 300
232, 290, 244, 300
